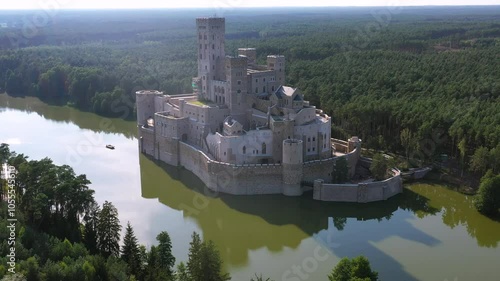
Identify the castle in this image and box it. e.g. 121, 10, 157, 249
136, 17, 392, 199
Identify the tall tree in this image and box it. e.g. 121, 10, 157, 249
187, 232, 203, 281
469, 146, 490, 175
97, 201, 121, 258
187, 232, 230, 281
489, 144, 500, 174
458, 138, 467, 177
156, 231, 176, 277
400, 128, 413, 159
121, 222, 141, 277
83, 201, 100, 255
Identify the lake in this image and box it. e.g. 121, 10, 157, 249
1, 94, 499, 281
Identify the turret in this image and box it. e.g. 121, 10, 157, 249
282, 139, 304, 196
267, 55, 286, 85
136, 90, 162, 126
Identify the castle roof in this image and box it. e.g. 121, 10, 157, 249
273, 86, 297, 99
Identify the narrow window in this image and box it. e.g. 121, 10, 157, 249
262, 143, 267, 154
243, 146, 246, 154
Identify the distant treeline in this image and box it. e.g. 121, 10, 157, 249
0, 7, 499, 174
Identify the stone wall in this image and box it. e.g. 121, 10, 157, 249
178, 141, 284, 195
141, 132, 368, 199
139, 126, 155, 156
303, 158, 335, 182
313, 169, 403, 202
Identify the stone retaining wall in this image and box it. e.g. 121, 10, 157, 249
313, 169, 403, 202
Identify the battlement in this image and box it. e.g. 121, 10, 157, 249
196, 17, 225, 27
136, 90, 163, 95
225, 56, 248, 68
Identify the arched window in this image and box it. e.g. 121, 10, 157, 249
243, 146, 246, 154
262, 143, 267, 154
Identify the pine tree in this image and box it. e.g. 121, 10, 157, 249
96, 201, 121, 258
200, 241, 230, 281
187, 232, 203, 281
157, 231, 176, 277
121, 222, 141, 277
145, 245, 171, 281
83, 201, 100, 255
176, 262, 190, 281
187, 232, 230, 281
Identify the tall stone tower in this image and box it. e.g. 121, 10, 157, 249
225, 56, 248, 114
136, 90, 162, 126
196, 17, 226, 101
267, 55, 286, 85
282, 139, 304, 196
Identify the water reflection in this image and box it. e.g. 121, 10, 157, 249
0, 94, 136, 139
140, 155, 450, 280
407, 184, 500, 248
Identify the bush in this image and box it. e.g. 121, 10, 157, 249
328, 256, 378, 281
475, 173, 500, 217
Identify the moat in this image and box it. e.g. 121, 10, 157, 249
1, 94, 499, 281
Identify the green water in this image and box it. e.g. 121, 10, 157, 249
1, 94, 499, 281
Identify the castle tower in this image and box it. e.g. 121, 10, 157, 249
136, 90, 162, 126
225, 56, 248, 114
282, 139, 304, 196
267, 55, 286, 85
238, 48, 257, 66
196, 17, 226, 101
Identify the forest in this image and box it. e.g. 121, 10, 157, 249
0, 6, 499, 178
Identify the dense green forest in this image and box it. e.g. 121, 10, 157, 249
0, 7, 499, 176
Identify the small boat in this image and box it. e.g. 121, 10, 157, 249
106, 145, 115, 150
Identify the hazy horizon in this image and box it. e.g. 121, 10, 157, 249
1, 0, 499, 10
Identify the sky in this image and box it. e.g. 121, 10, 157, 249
0, 0, 499, 10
